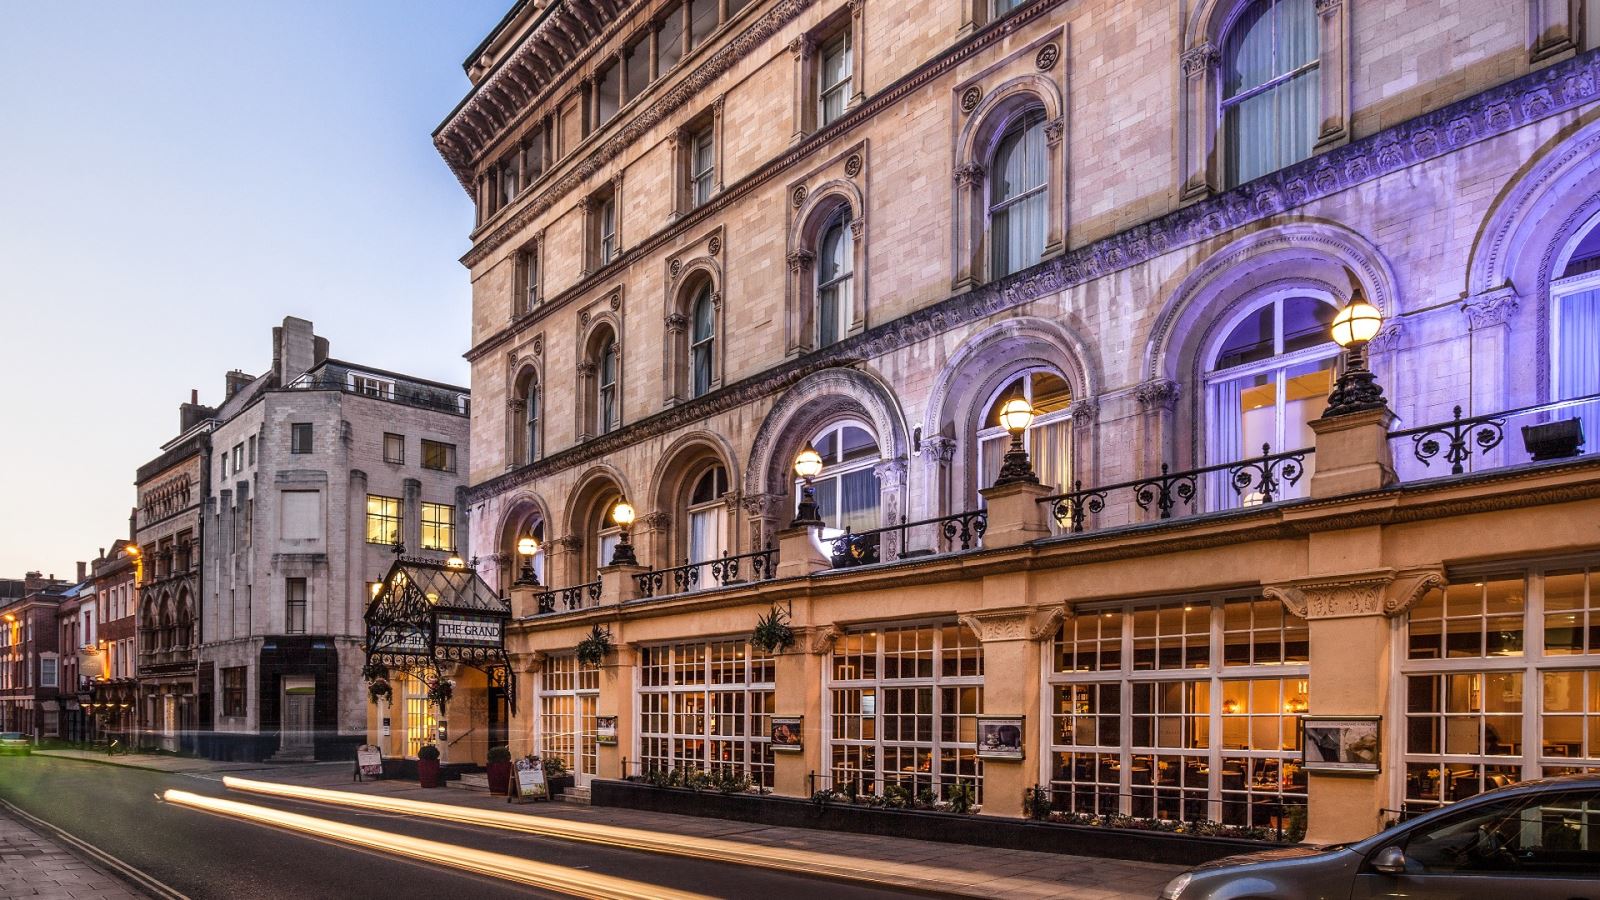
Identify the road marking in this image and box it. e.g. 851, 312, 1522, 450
0, 797, 190, 900
221, 777, 946, 895
162, 789, 707, 900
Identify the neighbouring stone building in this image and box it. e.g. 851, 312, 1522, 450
202, 317, 471, 761
134, 391, 215, 752
382, 0, 1600, 842
89, 541, 141, 745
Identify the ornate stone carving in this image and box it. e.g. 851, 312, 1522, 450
1180, 43, 1218, 79
742, 492, 783, 521
807, 623, 841, 655
1385, 567, 1447, 616
920, 435, 957, 463
506, 398, 526, 413
1462, 285, 1521, 329
640, 511, 671, 530
669, 258, 682, 277
957, 609, 1031, 642
1264, 567, 1445, 620
960, 85, 982, 114
1366, 323, 1405, 355
707, 235, 722, 255
955, 162, 986, 187
577, 361, 597, 378
609, 290, 621, 310
788, 35, 815, 60
1035, 42, 1060, 71
1044, 117, 1065, 146
786, 249, 816, 272
664, 312, 688, 333
1068, 397, 1100, 420
1314, 0, 1341, 16
791, 184, 808, 208
873, 456, 908, 489
1135, 378, 1181, 411
531, 334, 542, 356
1028, 606, 1068, 641
844, 153, 863, 178
711, 291, 723, 309
849, 219, 865, 240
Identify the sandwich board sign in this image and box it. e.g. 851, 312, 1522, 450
510, 756, 547, 803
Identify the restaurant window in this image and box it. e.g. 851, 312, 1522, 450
365, 495, 402, 545
222, 666, 247, 718
403, 674, 437, 758
1048, 596, 1309, 829
826, 623, 983, 803
421, 440, 456, 472
285, 578, 307, 635
540, 655, 599, 779
1403, 565, 1600, 813
421, 502, 455, 552
639, 640, 775, 787
383, 433, 405, 465
290, 423, 314, 454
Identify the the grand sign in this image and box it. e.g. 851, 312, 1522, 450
367, 624, 429, 656
434, 615, 503, 647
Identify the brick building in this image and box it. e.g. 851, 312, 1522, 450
0, 573, 69, 739
379, 0, 1600, 842
201, 317, 471, 761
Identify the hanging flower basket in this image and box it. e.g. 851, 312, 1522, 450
367, 679, 392, 704
425, 679, 454, 707
575, 624, 613, 668
751, 605, 794, 653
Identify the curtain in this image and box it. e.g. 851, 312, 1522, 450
1557, 288, 1600, 444
820, 33, 851, 123
1223, 0, 1318, 186
598, 533, 620, 572
840, 469, 879, 532
688, 507, 726, 589
817, 218, 852, 346
1033, 418, 1073, 494
1207, 378, 1246, 510
979, 435, 1004, 494
990, 112, 1047, 277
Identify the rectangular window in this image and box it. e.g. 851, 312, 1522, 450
599, 197, 617, 265
285, 578, 307, 635
350, 375, 394, 400
290, 423, 314, 454
421, 440, 456, 472
366, 495, 401, 545
221, 454, 229, 478
405, 679, 437, 757
637, 640, 775, 788
688, 0, 718, 48
690, 126, 715, 206
516, 246, 539, 314
222, 667, 247, 718
421, 502, 455, 552
383, 433, 405, 465
232, 443, 244, 471
279, 490, 321, 541
540, 655, 600, 776
40, 657, 56, 689
247, 435, 256, 464
624, 37, 650, 102
595, 62, 619, 127
656, 5, 684, 75
817, 30, 852, 126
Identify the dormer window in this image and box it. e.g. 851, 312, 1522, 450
349, 374, 395, 400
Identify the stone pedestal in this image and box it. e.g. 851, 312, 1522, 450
977, 481, 1054, 549
599, 562, 650, 605
775, 525, 829, 579
1308, 407, 1397, 498
507, 584, 540, 619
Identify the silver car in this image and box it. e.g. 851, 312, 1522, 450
1161, 775, 1600, 899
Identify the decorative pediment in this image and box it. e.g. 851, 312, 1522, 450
1263, 566, 1446, 620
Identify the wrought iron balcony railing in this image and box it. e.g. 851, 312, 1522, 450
1389, 392, 1600, 480
822, 509, 988, 569
534, 580, 601, 616
1039, 444, 1312, 534
284, 373, 468, 416
634, 544, 777, 598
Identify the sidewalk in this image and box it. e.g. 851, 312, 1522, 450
264, 768, 1184, 899
32, 750, 317, 776
0, 806, 148, 899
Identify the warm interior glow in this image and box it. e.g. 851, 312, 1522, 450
1330, 300, 1382, 348
370, 582, 382, 598
163, 789, 706, 900
445, 555, 466, 569
793, 443, 823, 480
610, 498, 636, 527
125, 544, 141, 556
516, 536, 539, 557
998, 396, 1035, 434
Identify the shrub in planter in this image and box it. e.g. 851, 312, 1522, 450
541, 755, 569, 778
416, 744, 442, 788
947, 783, 975, 815
486, 745, 512, 795
425, 679, 453, 707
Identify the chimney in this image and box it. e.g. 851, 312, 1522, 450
76, 561, 86, 583
224, 370, 255, 399
23, 571, 43, 592
272, 316, 318, 386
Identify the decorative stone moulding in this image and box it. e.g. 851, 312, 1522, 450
1035, 43, 1059, 71
957, 606, 1066, 642
960, 85, 982, 114
1263, 566, 1446, 620
844, 153, 863, 178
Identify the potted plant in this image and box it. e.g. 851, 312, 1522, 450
486, 745, 512, 795
575, 624, 613, 668
416, 744, 442, 788
367, 679, 392, 705
425, 678, 454, 708
541, 755, 575, 798
751, 605, 794, 653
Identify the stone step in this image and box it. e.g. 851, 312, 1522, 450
560, 785, 591, 805
454, 773, 492, 792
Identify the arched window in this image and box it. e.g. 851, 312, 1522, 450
1221, 0, 1319, 187
988, 106, 1048, 279
1553, 214, 1600, 439
690, 285, 715, 398
816, 211, 854, 348
596, 494, 623, 574
1206, 294, 1337, 502
685, 465, 729, 587
513, 369, 540, 465
799, 421, 880, 540
503, 506, 546, 588
977, 369, 1073, 492
598, 335, 619, 435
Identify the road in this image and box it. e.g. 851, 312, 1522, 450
0, 756, 922, 900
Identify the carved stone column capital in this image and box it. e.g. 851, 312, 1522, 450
664, 312, 688, 334
1314, 0, 1341, 17
806, 623, 841, 655
786, 248, 816, 273
788, 35, 814, 60
1461, 285, 1520, 330
1068, 397, 1100, 420
955, 162, 986, 187
873, 456, 908, 488
1043, 117, 1065, 146
957, 606, 1062, 642
1262, 567, 1445, 620
1180, 42, 1219, 79
1134, 378, 1181, 411
920, 435, 957, 463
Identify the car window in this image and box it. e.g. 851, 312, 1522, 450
1401, 789, 1600, 876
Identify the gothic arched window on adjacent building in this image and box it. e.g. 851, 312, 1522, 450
816, 211, 854, 349
1221, 0, 1319, 187
690, 284, 716, 398
1553, 214, 1600, 440
1204, 294, 1337, 506
977, 369, 1074, 494
988, 106, 1048, 279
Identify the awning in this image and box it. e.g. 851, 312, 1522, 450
362, 556, 515, 709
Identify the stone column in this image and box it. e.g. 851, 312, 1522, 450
1178, 43, 1219, 202
773, 626, 831, 798
788, 36, 815, 142
1462, 286, 1520, 420
638, 512, 672, 571
874, 456, 908, 558
957, 606, 1065, 818
1312, 0, 1350, 150
402, 477, 422, 553
508, 652, 543, 761
1043, 117, 1066, 259
1067, 397, 1100, 496
1134, 378, 1180, 481
952, 164, 985, 291
599, 643, 637, 781
741, 493, 783, 555
918, 435, 957, 524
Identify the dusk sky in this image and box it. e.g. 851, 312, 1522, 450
0, 2, 507, 578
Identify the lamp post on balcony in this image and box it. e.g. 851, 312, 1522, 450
1322, 285, 1387, 418
515, 535, 541, 586
791, 443, 825, 527
993, 390, 1038, 485
609, 498, 639, 566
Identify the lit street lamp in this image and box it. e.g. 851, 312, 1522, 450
515, 535, 541, 586
1322, 280, 1388, 418
791, 443, 824, 527
993, 390, 1039, 486
609, 498, 638, 566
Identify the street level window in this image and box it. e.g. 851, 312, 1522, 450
366, 495, 402, 545
421, 440, 456, 472
285, 578, 307, 634
639, 639, 775, 788
540, 655, 599, 781
421, 502, 455, 552
383, 433, 405, 465
290, 423, 314, 454
222, 666, 247, 718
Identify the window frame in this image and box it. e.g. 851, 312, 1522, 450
289, 423, 314, 455
421, 439, 457, 473
815, 210, 855, 349
365, 494, 402, 546
285, 577, 307, 635
637, 639, 776, 787
1216, 0, 1322, 188
383, 433, 405, 465
689, 284, 716, 398
817, 28, 853, 128
420, 502, 456, 552
985, 106, 1050, 280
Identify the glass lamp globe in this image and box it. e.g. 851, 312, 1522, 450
445, 554, 466, 569
793, 443, 824, 480
998, 396, 1036, 434
611, 498, 636, 527
1331, 300, 1383, 348
516, 536, 539, 557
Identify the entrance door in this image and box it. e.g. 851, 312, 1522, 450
281, 678, 315, 754
487, 684, 509, 751
578, 693, 598, 787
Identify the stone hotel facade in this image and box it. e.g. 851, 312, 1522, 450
398, 0, 1600, 842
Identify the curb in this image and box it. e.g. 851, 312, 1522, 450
30, 752, 178, 774
0, 798, 189, 900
